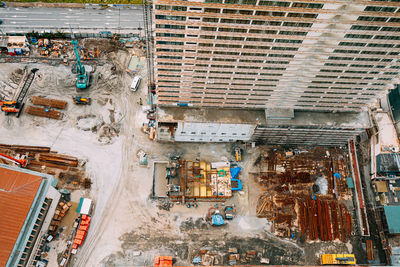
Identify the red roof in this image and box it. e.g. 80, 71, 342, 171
0, 166, 42, 267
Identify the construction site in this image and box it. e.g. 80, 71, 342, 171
2, 1, 400, 267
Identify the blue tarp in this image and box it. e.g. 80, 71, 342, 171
230, 167, 241, 179
212, 214, 225, 226
192, 256, 201, 264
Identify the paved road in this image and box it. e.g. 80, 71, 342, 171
0, 7, 144, 34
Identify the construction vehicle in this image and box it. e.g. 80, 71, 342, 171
0, 68, 38, 117
224, 206, 236, 220
321, 254, 356, 265
0, 152, 28, 167
72, 96, 91, 105
234, 147, 242, 162
154, 256, 173, 267
71, 40, 89, 89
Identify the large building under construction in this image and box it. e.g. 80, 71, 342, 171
153, 0, 400, 111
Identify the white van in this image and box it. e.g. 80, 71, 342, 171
130, 75, 141, 92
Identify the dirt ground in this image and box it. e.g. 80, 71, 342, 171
0, 42, 361, 266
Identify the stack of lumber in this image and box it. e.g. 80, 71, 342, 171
31, 96, 67, 109
39, 153, 78, 167
25, 105, 63, 120
49, 201, 72, 233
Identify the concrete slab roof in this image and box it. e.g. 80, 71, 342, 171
265, 110, 371, 129
157, 107, 266, 125
0, 165, 42, 267
157, 107, 371, 129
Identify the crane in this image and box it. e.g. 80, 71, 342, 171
0, 68, 38, 117
71, 40, 89, 89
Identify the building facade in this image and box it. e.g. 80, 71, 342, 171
153, 0, 400, 112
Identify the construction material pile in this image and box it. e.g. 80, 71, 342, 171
255, 147, 353, 241
31, 96, 68, 109
25, 105, 63, 119
32, 38, 70, 58
49, 201, 72, 235
25, 96, 67, 119
0, 143, 91, 189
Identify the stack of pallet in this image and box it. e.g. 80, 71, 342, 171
49, 201, 72, 234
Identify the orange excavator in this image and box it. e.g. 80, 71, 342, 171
0, 153, 29, 168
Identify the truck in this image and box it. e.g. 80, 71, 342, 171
321, 254, 356, 265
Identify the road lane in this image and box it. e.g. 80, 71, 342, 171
0, 6, 144, 34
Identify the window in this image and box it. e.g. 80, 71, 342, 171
155, 15, 186, 21
205, 8, 220, 13
259, 1, 290, 6
156, 24, 185, 29
203, 17, 219, 23
357, 16, 387, 22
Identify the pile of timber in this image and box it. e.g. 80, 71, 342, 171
49, 201, 72, 234
31, 96, 67, 109
25, 105, 63, 120
39, 153, 78, 167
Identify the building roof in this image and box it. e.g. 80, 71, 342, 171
157, 107, 266, 125
376, 153, 400, 175
157, 107, 371, 129
0, 166, 43, 267
384, 206, 400, 234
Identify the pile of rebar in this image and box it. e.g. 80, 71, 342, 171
25, 105, 63, 120
255, 147, 353, 242
31, 96, 67, 109
39, 153, 78, 167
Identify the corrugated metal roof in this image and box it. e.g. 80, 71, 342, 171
0, 166, 42, 267
384, 206, 400, 234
